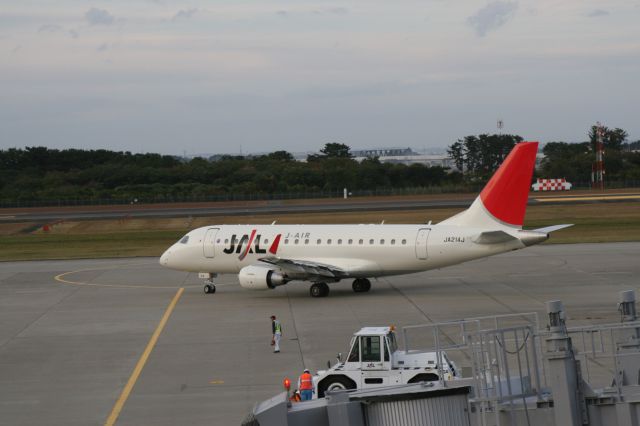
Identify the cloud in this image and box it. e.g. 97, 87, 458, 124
467, 1, 518, 37
38, 24, 63, 33
587, 9, 609, 18
312, 7, 349, 16
172, 8, 199, 22
328, 7, 349, 15
37, 24, 79, 39
85, 8, 116, 26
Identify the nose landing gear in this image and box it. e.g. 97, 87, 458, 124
200, 272, 218, 295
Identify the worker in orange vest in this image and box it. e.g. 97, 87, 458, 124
298, 369, 313, 401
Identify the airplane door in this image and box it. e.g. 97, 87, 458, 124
415, 228, 430, 260
203, 228, 219, 258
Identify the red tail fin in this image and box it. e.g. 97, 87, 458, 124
479, 141, 538, 226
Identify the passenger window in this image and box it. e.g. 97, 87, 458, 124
338, 239, 342, 244
402, 239, 407, 245
369, 239, 374, 244
327, 239, 332, 244
391, 239, 395, 245
348, 338, 360, 362
361, 336, 381, 362
348, 239, 353, 244
264, 239, 269, 244
359, 239, 363, 245
224, 239, 229, 244
317, 239, 321, 244
294, 239, 299, 244
305, 239, 309, 244
380, 239, 385, 244
284, 239, 289, 244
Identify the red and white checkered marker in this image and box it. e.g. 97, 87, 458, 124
532, 178, 572, 191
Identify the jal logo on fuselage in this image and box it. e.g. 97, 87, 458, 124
223, 230, 282, 260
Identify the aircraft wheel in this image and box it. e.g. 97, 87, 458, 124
204, 284, 216, 294
362, 279, 371, 292
352, 278, 371, 293
318, 376, 356, 398
310, 282, 329, 298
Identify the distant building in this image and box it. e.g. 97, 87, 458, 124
351, 147, 417, 158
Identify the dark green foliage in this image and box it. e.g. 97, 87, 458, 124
447, 134, 522, 181
0, 145, 460, 204
540, 127, 639, 183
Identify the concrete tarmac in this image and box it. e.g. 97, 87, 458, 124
0, 243, 638, 425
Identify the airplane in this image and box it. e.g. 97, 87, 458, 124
159, 141, 572, 297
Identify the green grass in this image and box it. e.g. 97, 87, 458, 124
0, 231, 182, 261
1, 202, 638, 261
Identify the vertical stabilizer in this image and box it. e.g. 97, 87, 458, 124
440, 142, 538, 229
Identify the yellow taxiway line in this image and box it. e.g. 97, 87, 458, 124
535, 195, 640, 202
54, 264, 201, 289
104, 287, 184, 426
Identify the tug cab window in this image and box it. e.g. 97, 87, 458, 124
361, 336, 381, 362
348, 338, 360, 362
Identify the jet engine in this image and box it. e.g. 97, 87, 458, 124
238, 265, 288, 290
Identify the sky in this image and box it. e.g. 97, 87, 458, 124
1, 0, 639, 155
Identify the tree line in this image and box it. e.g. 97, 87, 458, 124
0, 144, 462, 204
2, 128, 639, 206
447, 126, 640, 184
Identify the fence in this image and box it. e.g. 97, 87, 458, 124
2, 180, 639, 209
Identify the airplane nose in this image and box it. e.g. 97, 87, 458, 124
160, 249, 171, 267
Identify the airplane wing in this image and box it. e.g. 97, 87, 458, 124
533, 224, 574, 233
472, 230, 518, 244
258, 257, 348, 280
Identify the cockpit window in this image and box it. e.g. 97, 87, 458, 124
179, 235, 189, 244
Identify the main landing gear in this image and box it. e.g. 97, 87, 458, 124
204, 281, 216, 294
352, 278, 371, 293
310, 282, 330, 298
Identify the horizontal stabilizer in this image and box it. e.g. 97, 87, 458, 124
533, 224, 574, 233
472, 230, 518, 244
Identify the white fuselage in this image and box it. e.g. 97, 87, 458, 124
160, 223, 526, 278
159, 142, 565, 295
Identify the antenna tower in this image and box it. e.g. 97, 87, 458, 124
592, 122, 605, 190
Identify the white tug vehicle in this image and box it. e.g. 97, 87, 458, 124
313, 326, 459, 398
